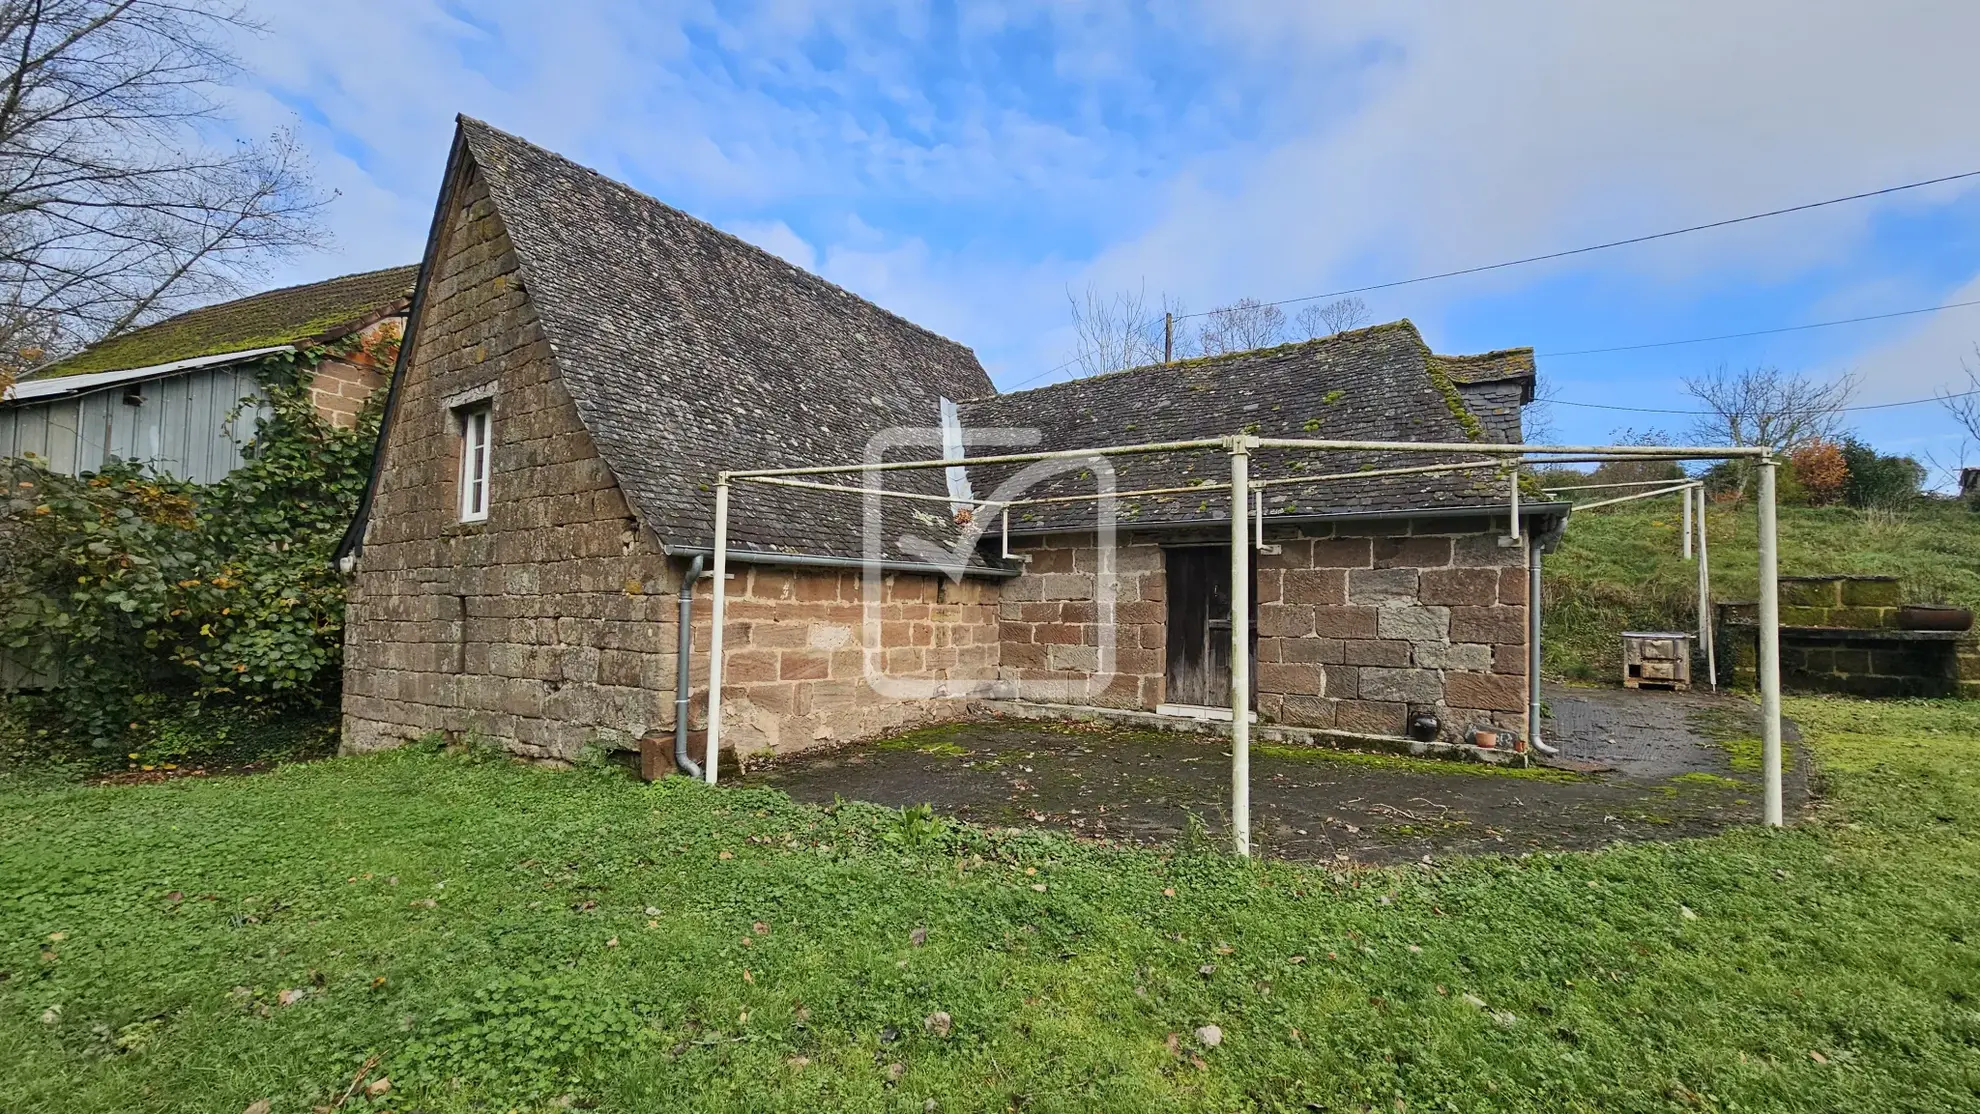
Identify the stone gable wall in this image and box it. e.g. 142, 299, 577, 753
343, 163, 996, 762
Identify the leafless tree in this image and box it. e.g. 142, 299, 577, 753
0, 1, 329, 366
1681, 364, 1855, 495
1064, 282, 1182, 377
1195, 297, 1286, 356
1519, 373, 1559, 446
1294, 295, 1370, 339
1938, 346, 1980, 445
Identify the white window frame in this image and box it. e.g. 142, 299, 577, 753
457, 403, 492, 522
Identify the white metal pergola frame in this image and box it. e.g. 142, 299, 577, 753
1541, 476, 1719, 691
702, 435, 1784, 856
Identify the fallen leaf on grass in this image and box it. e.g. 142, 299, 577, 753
1198, 964, 1216, 977
718, 851, 734, 860
277, 989, 304, 1006
924, 1010, 953, 1037
1681, 905, 1699, 920
1194, 1024, 1223, 1049
752, 921, 769, 935
242, 1101, 270, 1114
1810, 1050, 1829, 1064
885, 1062, 906, 1083
909, 925, 927, 947
365, 1077, 392, 1097
1030, 883, 1047, 892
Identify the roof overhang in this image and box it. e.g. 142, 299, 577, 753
1000, 499, 1573, 540
4, 345, 293, 404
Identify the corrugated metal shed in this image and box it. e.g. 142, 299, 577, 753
1, 357, 271, 484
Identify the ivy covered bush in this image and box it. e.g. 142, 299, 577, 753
0, 346, 381, 748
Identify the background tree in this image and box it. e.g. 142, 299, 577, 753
1787, 439, 1849, 505
1682, 364, 1856, 494
1064, 282, 1182, 376
1938, 345, 1980, 451
1294, 295, 1370, 339
1838, 435, 1923, 509
1195, 297, 1286, 356
0, 0, 329, 364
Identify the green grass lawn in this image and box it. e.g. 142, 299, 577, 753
4, 699, 1978, 1113
1544, 499, 1980, 680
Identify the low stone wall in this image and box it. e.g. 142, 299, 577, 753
1717, 573, 1980, 698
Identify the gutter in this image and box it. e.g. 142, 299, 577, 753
673, 553, 706, 777
661, 543, 1023, 580
997, 499, 1574, 541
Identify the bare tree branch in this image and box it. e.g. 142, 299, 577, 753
1938, 346, 1980, 448
1065, 282, 1181, 377
1294, 295, 1370, 339
1681, 363, 1856, 494
1196, 297, 1286, 356
0, 0, 328, 365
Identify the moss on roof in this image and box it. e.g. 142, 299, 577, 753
37, 265, 418, 377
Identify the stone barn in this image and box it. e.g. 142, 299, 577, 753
335, 116, 1565, 765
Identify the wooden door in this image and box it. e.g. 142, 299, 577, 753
1164, 546, 1253, 707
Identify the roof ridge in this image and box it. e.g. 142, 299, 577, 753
455, 115, 981, 360
972, 318, 1426, 403
90, 264, 416, 336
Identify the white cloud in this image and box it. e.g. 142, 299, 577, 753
215, 0, 1980, 421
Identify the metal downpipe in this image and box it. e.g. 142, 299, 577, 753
1527, 536, 1560, 757
674, 553, 706, 777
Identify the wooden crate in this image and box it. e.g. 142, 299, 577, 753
1622, 631, 1692, 691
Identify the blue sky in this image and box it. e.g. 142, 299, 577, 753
227, 1, 1980, 481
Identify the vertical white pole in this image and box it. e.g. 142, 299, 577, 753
1756, 461, 1783, 826
705, 479, 731, 785
1508, 467, 1521, 541
1682, 480, 1694, 559
1527, 535, 1543, 753
1697, 485, 1716, 691
1229, 440, 1252, 858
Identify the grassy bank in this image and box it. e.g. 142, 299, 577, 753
1543, 498, 1980, 680
3, 698, 1978, 1112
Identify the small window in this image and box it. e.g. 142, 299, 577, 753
457, 403, 492, 522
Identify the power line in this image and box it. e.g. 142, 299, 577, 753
1538, 297, 1980, 358
1546, 386, 1980, 417
1167, 166, 1980, 320
1007, 165, 1980, 389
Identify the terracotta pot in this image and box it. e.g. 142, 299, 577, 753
1898, 604, 1974, 632
1470, 728, 1499, 749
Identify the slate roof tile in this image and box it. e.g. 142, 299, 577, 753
958, 322, 1527, 532
454, 117, 993, 565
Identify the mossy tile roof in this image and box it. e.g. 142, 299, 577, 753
38, 265, 418, 377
